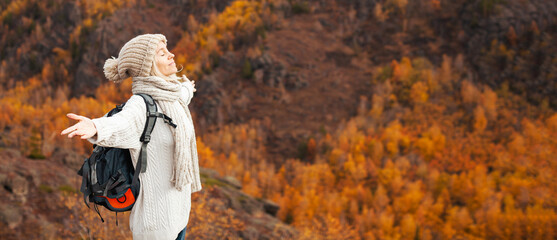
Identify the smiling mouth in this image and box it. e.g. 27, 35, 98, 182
169, 61, 175, 66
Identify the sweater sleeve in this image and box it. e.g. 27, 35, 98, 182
87, 95, 146, 150
181, 80, 194, 105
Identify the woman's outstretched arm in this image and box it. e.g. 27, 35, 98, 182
61, 95, 147, 149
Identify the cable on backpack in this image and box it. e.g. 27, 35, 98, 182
93, 204, 104, 223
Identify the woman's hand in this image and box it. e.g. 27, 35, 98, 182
61, 113, 97, 139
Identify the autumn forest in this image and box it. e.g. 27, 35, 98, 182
0, 0, 556, 239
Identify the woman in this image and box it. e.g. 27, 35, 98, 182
61, 34, 202, 240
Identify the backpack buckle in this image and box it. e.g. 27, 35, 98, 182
142, 135, 151, 142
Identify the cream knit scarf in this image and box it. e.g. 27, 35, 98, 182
131, 75, 202, 193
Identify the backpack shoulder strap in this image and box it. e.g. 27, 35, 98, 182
137, 93, 158, 144
133, 93, 157, 186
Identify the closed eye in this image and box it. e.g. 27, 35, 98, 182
158, 48, 167, 56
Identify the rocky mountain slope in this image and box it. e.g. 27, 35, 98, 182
0, 149, 296, 239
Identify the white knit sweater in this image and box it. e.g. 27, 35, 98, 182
88, 81, 196, 239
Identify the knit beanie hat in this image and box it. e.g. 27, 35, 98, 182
103, 34, 167, 83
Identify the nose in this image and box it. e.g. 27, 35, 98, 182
169, 52, 175, 59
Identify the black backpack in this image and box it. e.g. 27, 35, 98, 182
77, 93, 176, 223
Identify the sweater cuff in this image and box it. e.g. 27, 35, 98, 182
87, 118, 108, 145
185, 81, 194, 93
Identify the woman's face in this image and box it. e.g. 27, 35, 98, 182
155, 41, 177, 76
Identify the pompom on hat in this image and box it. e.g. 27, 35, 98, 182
103, 34, 167, 83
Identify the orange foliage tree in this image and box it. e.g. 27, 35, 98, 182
199, 56, 557, 239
